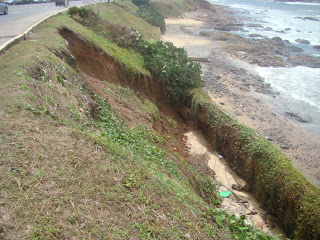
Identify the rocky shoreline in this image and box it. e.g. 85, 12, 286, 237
194, 6, 320, 68
162, 4, 320, 187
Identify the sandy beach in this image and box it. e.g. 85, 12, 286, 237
161, 5, 320, 187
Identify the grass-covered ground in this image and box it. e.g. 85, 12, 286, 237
1, 0, 318, 239
0, 1, 281, 239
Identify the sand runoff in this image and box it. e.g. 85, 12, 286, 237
185, 131, 286, 239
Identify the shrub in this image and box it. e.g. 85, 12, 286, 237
67, 6, 96, 24
132, 0, 149, 7
135, 40, 202, 103
119, 37, 202, 103
137, 5, 166, 33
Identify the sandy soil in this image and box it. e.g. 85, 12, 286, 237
185, 130, 286, 238
161, 8, 320, 188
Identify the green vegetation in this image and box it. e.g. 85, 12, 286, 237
132, 0, 150, 6
137, 5, 166, 33
0, 0, 319, 239
92, 3, 161, 40
114, 1, 139, 15
189, 88, 320, 239
68, 5, 201, 103
0, 36, 276, 239
0, 1, 282, 239
119, 38, 202, 103
150, 0, 200, 18
67, 6, 96, 23
136, 40, 202, 103
62, 14, 150, 77
106, 83, 160, 120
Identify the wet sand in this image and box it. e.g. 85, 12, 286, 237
161, 6, 320, 187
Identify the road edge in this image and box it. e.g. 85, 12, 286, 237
0, 9, 65, 56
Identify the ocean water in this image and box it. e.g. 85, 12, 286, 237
208, 0, 320, 140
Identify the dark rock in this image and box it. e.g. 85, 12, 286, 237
272, 37, 283, 43
287, 46, 303, 52
265, 27, 273, 31
313, 45, 320, 51
189, 57, 210, 62
285, 112, 311, 123
220, 102, 225, 105
295, 39, 311, 45
288, 54, 320, 68
235, 111, 242, 116
304, 17, 319, 21
284, 28, 291, 31
249, 34, 263, 38
255, 56, 286, 67
265, 136, 274, 141
214, 25, 239, 31
280, 143, 292, 149
11, 167, 21, 172
296, 16, 320, 22
89, 101, 102, 120
199, 31, 213, 37
246, 23, 264, 28
232, 184, 243, 191
210, 32, 240, 41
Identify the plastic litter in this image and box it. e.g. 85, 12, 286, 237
219, 191, 231, 198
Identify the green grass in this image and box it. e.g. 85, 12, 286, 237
58, 15, 150, 76
106, 83, 160, 120
92, 3, 161, 41
114, 1, 139, 15
150, 0, 200, 18
0, 8, 281, 239
3, 0, 316, 239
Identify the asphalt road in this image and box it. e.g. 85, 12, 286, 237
0, 1, 85, 46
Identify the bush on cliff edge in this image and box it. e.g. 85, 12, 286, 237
137, 5, 166, 33
136, 40, 202, 103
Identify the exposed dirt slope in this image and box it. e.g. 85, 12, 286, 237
0, 1, 319, 239
0, 12, 237, 240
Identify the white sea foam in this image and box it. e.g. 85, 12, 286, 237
255, 66, 320, 109
210, 0, 320, 45
255, 66, 320, 138
208, 0, 320, 139
284, 2, 320, 6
